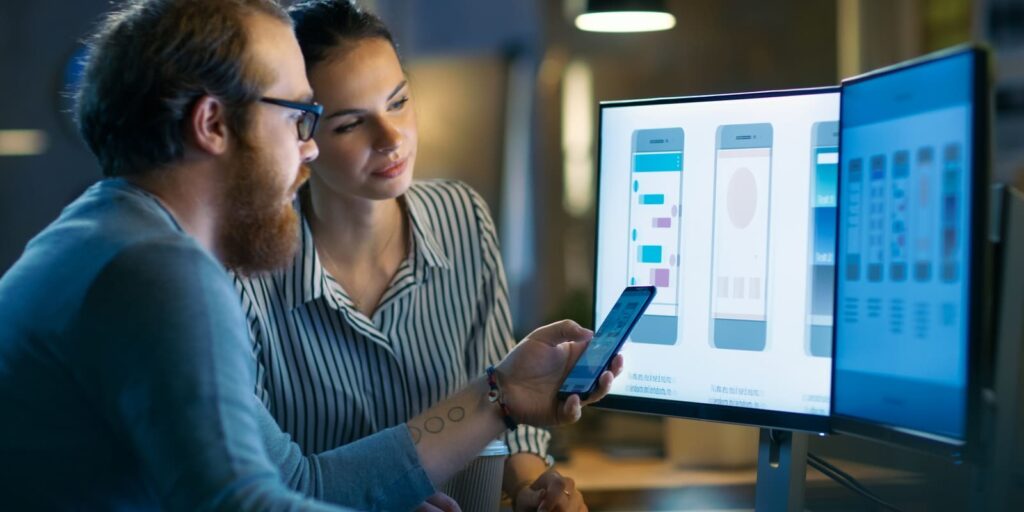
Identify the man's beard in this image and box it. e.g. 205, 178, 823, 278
220, 138, 309, 276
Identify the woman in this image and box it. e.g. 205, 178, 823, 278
235, 1, 587, 510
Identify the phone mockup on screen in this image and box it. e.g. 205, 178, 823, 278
709, 123, 773, 351
845, 157, 864, 282
913, 147, 936, 282
559, 286, 656, 400
627, 128, 684, 345
867, 154, 888, 282
807, 121, 839, 357
595, 87, 839, 432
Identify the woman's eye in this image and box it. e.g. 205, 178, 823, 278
390, 97, 409, 110
334, 119, 362, 134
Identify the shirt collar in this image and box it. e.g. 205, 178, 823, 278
403, 193, 451, 272
285, 194, 451, 312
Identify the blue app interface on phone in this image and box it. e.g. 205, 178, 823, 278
835, 52, 974, 442
562, 288, 652, 393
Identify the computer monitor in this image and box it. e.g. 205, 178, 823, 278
594, 88, 840, 432
831, 46, 992, 457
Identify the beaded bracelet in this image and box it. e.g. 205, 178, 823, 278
485, 365, 518, 431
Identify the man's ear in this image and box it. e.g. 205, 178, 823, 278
186, 95, 231, 156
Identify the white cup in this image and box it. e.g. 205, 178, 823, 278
441, 439, 509, 511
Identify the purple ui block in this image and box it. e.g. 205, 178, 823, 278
650, 268, 670, 287
652, 217, 672, 228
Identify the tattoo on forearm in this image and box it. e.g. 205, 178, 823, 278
413, 406, 466, 442
447, 406, 465, 422
424, 416, 445, 434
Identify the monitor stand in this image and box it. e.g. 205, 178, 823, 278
755, 428, 808, 511
978, 184, 1024, 510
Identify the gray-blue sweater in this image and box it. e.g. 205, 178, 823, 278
0, 179, 433, 510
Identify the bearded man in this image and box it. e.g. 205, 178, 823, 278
0, 0, 618, 510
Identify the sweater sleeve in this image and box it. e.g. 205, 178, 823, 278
73, 240, 349, 511
259, 406, 435, 511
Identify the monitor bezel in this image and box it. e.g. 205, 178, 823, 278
593, 86, 841, 434
829, 45, 993, 459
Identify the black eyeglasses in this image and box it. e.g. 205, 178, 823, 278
259, 97, 323, 142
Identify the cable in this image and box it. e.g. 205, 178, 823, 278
808, 452, 878, 497
807, 452, 905, 512
807, 453, 903, 512
806, 457, 901, 511
809, 453, 903, 510
807, 457, 898, 511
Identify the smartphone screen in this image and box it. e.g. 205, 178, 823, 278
627, 128, 684, 345
709, 123, 773, 351
560, 286, 656, 398
807, 121, 838, 357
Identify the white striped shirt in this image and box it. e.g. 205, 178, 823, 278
234, 180, 549, 459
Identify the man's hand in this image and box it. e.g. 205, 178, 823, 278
512, 469, 587, 512
495, 319, 623, 427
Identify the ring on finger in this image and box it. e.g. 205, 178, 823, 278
562, 489, 571, 497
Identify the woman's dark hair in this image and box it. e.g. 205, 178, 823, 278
75, 0, 291, 177
289, 0, 397, 72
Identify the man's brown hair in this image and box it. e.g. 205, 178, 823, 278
75, 0, 291, 177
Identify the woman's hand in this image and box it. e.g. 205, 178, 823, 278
413, 491, 461, 512
495, 320, 623, 427
512, 468, 587, 512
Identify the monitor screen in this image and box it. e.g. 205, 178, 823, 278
595, 89, 839, 431
833, 49, 982, 446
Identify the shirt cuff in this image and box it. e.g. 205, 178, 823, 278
317, 424, 435, 510
503, 425, 552, 462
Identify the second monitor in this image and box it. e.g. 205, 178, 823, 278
832, 46, 992, 456
595, 88, 839, 431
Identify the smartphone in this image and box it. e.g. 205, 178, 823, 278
558, 286, 656, 400
806, 121, 838, 357
627, 128, 684, 345
709, 123, 773, 351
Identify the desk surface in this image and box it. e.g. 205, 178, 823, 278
558, 447, 921, 492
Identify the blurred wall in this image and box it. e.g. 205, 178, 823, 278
407, 56, 508, 211
0, 2, 106, 272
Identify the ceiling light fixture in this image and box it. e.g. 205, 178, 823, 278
575, 0, 676, 33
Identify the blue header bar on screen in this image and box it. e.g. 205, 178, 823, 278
634, 127, 684, 152
843, 52, 973, 128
